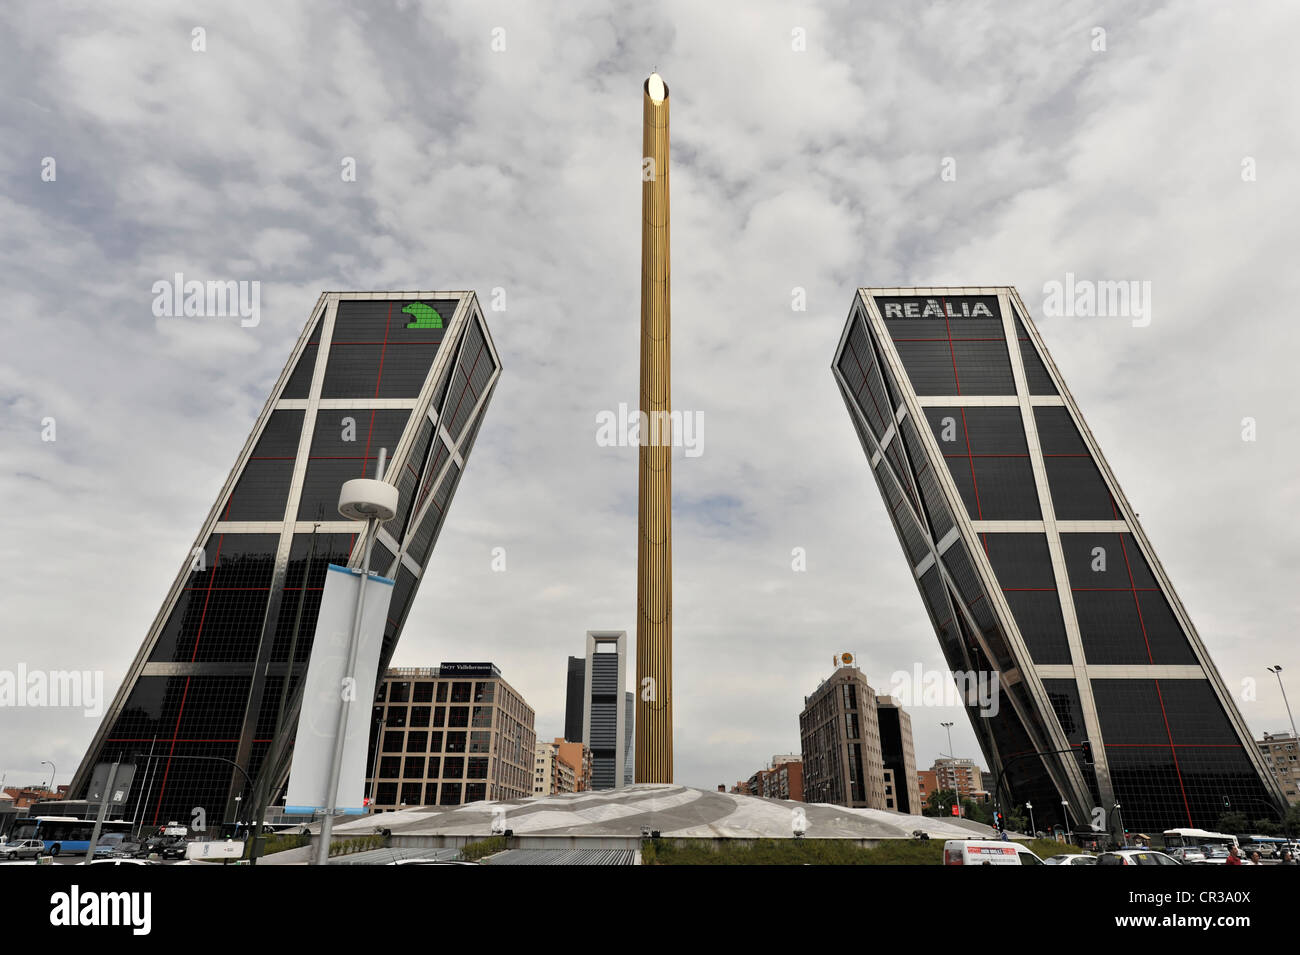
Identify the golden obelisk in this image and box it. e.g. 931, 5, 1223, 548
635, 72, 673, 783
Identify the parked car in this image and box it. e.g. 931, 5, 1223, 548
1196, 845, 1254, 864
1241, 843, 1277, 860
1165, 847, 1206, 864
110, 841, 146, 859
1044, 853, 1097, 865
141, 837, 188, 860
943, 840, 1046, 865
157, 839, 188, 860
3, 840, 47, 860
1096, 849, 1182, 866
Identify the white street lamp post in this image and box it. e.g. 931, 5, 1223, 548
313, 449, 397, 867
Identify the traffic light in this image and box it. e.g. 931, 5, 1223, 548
1223, 795, 1231, 809
994, 811, 1005, 832
1079, 740, 1094, 765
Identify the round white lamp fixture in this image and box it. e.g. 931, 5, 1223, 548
338, 478, 398, 522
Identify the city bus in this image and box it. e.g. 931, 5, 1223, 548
7, 816, 132, 856
1162, 828, 1239, 851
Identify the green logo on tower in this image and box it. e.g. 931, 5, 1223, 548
402, 303, 443, 329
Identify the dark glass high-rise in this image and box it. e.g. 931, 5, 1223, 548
71, 292, 501, 831
833, 287, 1286, 834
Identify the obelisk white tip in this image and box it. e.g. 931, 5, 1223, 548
647, 72, 666, 103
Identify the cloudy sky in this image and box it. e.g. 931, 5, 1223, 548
3, 1, 1299, 793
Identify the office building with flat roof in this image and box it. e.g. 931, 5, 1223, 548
799, 666, 887, 809
368, 664, 535, 809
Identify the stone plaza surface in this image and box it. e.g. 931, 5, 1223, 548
329, 784, 1004, 841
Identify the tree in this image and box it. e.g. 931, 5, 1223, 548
1005, 808, 1029, 833
1217, 811, 1248, 834
1285, 802, 1300, 836
924, 788, 960, 818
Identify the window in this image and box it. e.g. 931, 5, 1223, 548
389, 682, 410, 703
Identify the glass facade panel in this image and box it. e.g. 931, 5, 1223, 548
1014, 315, 1057, 395
321, 299, 453, 399
1044, 458, 1115, 520
223, 410, 304, 520
442, 319, 493, 441
296, 410, 411, 520
924, 407, 1039, 521
1092, 679, 1273, 830
281, 322, 321, 399
877, 295, 1009, 395
1062, 533, 1195, 665
148, 534, 279, 664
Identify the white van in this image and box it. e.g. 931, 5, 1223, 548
943, 839, 1044, 865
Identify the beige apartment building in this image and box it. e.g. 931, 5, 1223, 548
534, 739, 582, 796
554, 739, 592, 792
1258, 732, 1300, 804
367, 664, 536, 810
932, 757, 983, 798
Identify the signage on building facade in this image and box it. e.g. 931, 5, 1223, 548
439, 662, 497, 677
875, 295, 999, 320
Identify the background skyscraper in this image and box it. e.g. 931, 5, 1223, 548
582, 631, 627, 790
833, 287, 1288, 833
876, 696, 921, 815
71, 292, 501, 829
564, 656, 585, 743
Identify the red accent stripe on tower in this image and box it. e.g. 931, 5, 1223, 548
1118, 533, 1193, 826
152, 532, 227, 825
